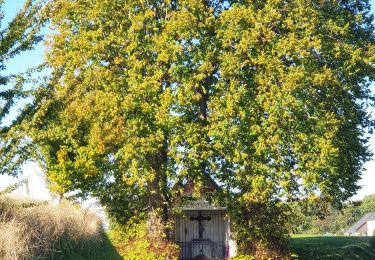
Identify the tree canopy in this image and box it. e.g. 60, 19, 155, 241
2, 0, 375, 257
292, 194, 375, 235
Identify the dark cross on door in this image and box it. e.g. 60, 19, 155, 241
190, 211, 211, 239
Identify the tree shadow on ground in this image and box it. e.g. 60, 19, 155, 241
289, 236, 375, 260
63, 233, 123, 260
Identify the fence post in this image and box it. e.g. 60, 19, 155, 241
25, 178, 30, 198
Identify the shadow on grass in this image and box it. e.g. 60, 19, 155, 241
289, 236, 375, 260
63, 233, 123, 260
370, 235, 375, 248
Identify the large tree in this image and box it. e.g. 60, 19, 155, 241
4, 0, 375, 257
212, 0, 375, 254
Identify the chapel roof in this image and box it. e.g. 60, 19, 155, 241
183, 175, 220, 194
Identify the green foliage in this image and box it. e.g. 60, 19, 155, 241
359, 194, 375, 215
108, 216, 179, 260
0, 0, 46, 175
293, 194, 375, 235
232, 200, 292, 258
230, 256, 255, 260
0, 179, 26, 195
2, 0, 375, 257
216, 0, 375, 254
28, 0, 181, 222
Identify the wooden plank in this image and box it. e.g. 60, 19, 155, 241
176, 210, 228, 259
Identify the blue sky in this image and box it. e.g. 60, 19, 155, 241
2, 0, 45, 73
0, 0, 374, 201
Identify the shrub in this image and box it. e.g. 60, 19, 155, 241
231, 200, 292, 258
108, 213, 179, 260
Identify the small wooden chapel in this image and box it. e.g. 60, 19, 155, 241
173, 178, 237, 260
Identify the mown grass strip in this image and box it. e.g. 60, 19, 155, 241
290, 236, 375, 259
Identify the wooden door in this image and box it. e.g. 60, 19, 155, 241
175, 210, 228, 259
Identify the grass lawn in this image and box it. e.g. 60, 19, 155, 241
64, 234, 123, 260
289, 236, 375, 260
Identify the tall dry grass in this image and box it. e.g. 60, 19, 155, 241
0, 196, 104, 260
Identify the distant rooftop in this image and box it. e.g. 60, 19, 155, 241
346, 212, 375, 235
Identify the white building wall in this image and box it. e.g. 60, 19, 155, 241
367, 220, 375, 236
226, 219, 237, 258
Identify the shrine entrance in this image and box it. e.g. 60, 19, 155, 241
174, 200, 229, 260
174, 178, 236, 259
